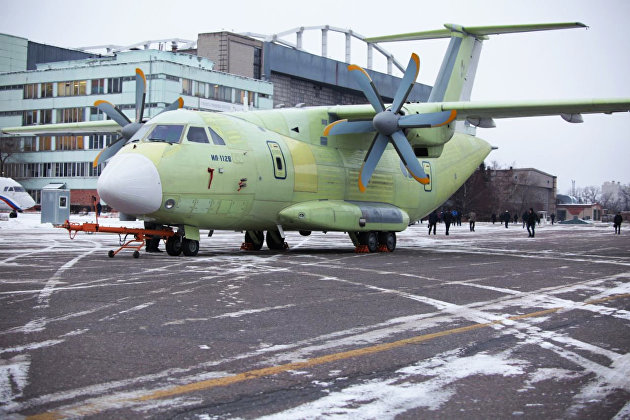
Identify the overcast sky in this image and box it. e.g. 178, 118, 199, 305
1, 0, 629, 194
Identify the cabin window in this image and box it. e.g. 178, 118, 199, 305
187, 127, 209, 143
208, 127, 226, 145
147, 125, 184, 144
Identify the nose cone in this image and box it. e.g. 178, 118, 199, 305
97, 153, 162, 215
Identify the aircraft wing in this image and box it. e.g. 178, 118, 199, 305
2, 120, 121, 136
442, 98, 630, 121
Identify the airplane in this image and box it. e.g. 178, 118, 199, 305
0, 177, 36, 214
3, 22, 630, 256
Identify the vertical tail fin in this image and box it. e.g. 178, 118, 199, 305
366, 23, 587, 103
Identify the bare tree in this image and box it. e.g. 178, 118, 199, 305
0, 137, 18, 177
580, 185, 601, 204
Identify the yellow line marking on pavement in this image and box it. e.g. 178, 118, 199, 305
27, 294, 630, 419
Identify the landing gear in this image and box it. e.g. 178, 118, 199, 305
266, 229, 288, 250
182, 238, 199, 256
166, 235, 183, 256
353, 231, 396, 253
241, 230, 264, 250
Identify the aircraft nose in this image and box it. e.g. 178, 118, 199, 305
97, 153, 162, 215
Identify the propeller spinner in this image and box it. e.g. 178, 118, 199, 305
93, 68, 183, 167
324, 54, 456, 192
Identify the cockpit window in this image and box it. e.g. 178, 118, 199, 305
147, 125, 185, 144
187, 126, 209, 143
208, 127, 226, 146
130, 123, 153, 142
13, 186, 24, 192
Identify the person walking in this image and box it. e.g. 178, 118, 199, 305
522, 211, 528, 228
443, 209, 453, 236
613, 212, 623, 235
491, 213, 497, 224
503, 210, 510, 228
550, 213, 555, 225
469, 211, 476, 232
428, 210, 438, 235
526, 208, 540, 237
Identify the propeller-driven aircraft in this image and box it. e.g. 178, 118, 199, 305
4, 23, 630, 256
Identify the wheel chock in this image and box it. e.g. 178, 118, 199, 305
355, 245, 370, 253
377, 244, 391, 252
240, 242, 256, 250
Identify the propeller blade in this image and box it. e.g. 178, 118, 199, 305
390, 130, 430, 185
95, 100, 131, 128
358, 133, 389, 192
398, 110, 457, 128
135, 68, 146, 123
323, 119, 375, 137
390, 53, 420, 114
156, 97, 184, 115
92, 136, 127, 168
348, 64, 385, 113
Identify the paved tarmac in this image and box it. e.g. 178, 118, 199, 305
1, 217, 629, 419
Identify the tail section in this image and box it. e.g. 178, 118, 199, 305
367, 23, 587, 103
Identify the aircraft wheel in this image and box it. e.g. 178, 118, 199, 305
378, 232, 396, 252
166, 235, 183, 256
108, 250, 115, 258
182, 239, 199, 256
359, 231, 378, 253
133, 250, 140, 258
299, 230, 311, 236
266, 230, 286, 250
244, 231, 264, 250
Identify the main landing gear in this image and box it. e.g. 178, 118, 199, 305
240, 230, 396, 253
351, 231, 396, 253
166, 235, 199, 257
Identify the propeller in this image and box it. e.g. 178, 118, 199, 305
324, 54, 457, 192
93, 68, 184, 167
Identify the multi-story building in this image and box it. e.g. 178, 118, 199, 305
0, 34, 273, 208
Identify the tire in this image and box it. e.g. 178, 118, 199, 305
359, 231, 378, 253
244, 231, 264, 250
266, 230, 286, 250
166, 235, 183, 256
133, 250, 140, 258
108, 250, 115, 258
378, 232, 396, 252
182, 239, 199, 256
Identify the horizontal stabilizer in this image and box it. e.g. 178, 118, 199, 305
366, 22, 587, 43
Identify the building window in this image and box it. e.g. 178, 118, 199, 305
253, 47, 262, 80
57, 107, 85, 123
90, 106, 105, 121
108, 77, 122, 94
23, 137, 37, 152
57, 80, 86, 96
182, 78, 192, 95
194, 81, 206, 98
40, 109, 52, 124
24, 83, 37, 99
92, 78, 105, 94
23, 110, 37, 125
40, 137, 52, 151
41, 82, 53, 98
56, 136, 84, 151
89, 135, 112, 149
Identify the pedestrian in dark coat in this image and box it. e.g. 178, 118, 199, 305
443, 209, 453, 236
503, 210, 510, 228
491, 213, 496, 224
613, 212, 623, 234
550, 213, 555, 225
428, 210, 438, 235
526, 208, 540, 237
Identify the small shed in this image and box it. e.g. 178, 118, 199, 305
41, 183, 70, 225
